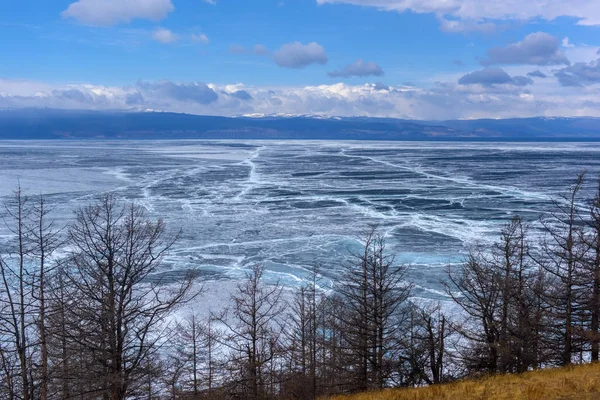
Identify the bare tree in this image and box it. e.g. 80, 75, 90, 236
169, 311, 221, 398
29, 196, 62, 400
0, 187, 36, 400
539, 173, 587, 365
445, 246, 504, 373
213, 265, 284, 400
61, 194, 197, 399
46, 264, 74, 400
283, 265, 326, 399
315, 293, 348, 395
446, 216, 553, 374
404, 303, 453, 385
336, 229, 412, 391
581, 176, 600, 361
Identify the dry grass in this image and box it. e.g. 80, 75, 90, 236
323, 363, 600, 400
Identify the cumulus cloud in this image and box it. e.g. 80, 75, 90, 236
458, 68, 533, 87
483, 32, 569, 66
192, 33, 209, 44
152, 28, 178, 44
315, 0, 600, 27
62, 0, 174, 26
328, 59, 384, 78
555, 59, 600, 87
273, 42, 328, 68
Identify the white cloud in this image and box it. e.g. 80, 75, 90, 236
273, 42, 328, 68
62, 0, 174, 26
316, 0, 600, 28
192, 33, 209, 44
152, 27, 178, 43
562, 37, 575, 48
2, 77, 600, 120
203, 0, 216, 4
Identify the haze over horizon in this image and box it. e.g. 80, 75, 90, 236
1, 0, 600, 120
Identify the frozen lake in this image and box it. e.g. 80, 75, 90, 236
1, 140, 599, 300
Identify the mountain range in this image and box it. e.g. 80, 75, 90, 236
0, 108, 599, 141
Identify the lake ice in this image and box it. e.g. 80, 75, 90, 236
1, 140, 599, 301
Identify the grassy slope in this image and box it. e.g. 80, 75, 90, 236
324, 363, 600, 400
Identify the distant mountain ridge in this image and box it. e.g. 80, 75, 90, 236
0, 108, 599, 141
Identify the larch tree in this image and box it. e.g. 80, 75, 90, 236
0, 187, 34, 400
213, 265, 284, 400
61, 194, 197, 400
581, 177, 600, 361
336, 229, 412, 391
539, 173, 587, 366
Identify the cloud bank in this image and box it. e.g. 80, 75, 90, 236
2, 76, 600, 120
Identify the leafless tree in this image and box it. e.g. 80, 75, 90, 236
213, 265, 284, 400
580, 176, 600, 361
399, 302, 454, 385
538, 173, 587, 365
60, 194, 197, 399
283, 265, 326, 399
336, 229, 412, 391
0, 186, 34, 400
446, 216, 553, 374
169, 312, 221, 398
445, 248, 501, 373
0, 188, 60, 400
29, 196, 62, 400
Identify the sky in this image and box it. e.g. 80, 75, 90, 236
0, 0, 599, 119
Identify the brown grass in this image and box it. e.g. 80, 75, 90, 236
322, 363, 600, 400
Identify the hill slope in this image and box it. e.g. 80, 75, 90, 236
324, 363, 600, 400
1, 109, 600, 140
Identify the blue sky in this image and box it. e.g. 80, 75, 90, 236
0, 0, 599, 119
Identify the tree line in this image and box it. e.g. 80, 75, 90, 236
0, 173, 599, 399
